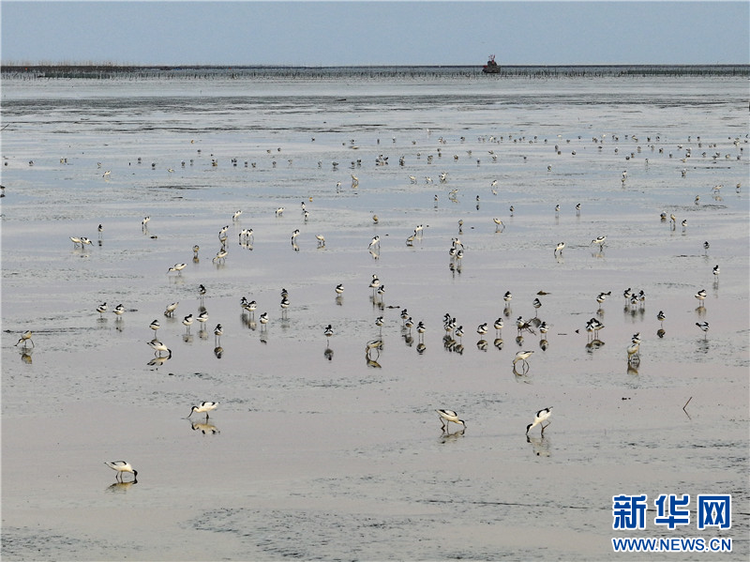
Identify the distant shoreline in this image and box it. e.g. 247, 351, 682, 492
2, 63, 748, 79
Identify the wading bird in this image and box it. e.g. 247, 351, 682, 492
188, 401, 218, 420
526, 407, 552, 436
104, 460, 138, 482
436, 409, 466, 431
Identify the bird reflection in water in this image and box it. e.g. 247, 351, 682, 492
191, 421, 220, 435
324, 347, 334, 361
106, 480, 138, 492
365, 340, 383, 368
439, 428, 465, 442
214, 346, 223, 359
526, 434, 551, 457
147, 354, 170, 368
585, 339, 605, 353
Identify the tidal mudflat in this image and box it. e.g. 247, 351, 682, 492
2, 71, 748, 560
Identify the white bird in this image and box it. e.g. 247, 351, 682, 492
596, 291, 611, 306
15, 330, 34, 347
627, 341, 640, 364
694, 289, 707, 304
188, 401, 218, 420
365, 338, 383, 351
259, 312, 269, 329
164, 302, 179, 317
554, 242, 565, 255
335, 283, 344, 296
196, 310, 208, 325
436, 409, 466, 431
182, 314, 194, 332
696, 321, 709, 338
113, 304, 126, 318
168, 263, 186, 274
147, 339, 171, 358
275, 207, 285, 216
493, 218, 505, 231
104, 460, 138, 482
213, 249, 228, 263
591, 235, 607, 249
316, 234, 326, 247
96, 302, 107, 316
526, 407, 552, 435
70, 236, 93, 248
513, 350, 534, 365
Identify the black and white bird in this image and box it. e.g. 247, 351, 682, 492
526, 407, 552, 435
15, 330, 34, 347
436, 409, 466, 431
324, 324, 334, 343
70, 236, 93, 248
591, 235, 607, 250
168, 263, 186, 274
188, 401, 218, 420
148, 339, 171, 358
694, 289, 707, 305
696, 321, 709, 338
596, 291, 611, 307
104, 460, 138, 482
513, 350, 534, 366
503, 291, 513, 307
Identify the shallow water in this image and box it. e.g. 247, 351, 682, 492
2, 73, 748, 561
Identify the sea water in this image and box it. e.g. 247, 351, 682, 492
1, 70, 748, 560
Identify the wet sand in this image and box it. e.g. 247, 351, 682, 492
1, 73, 748, 560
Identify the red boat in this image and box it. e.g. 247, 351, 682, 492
482, 54, 500, 74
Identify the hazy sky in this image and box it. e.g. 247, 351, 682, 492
2, 1, 748, 66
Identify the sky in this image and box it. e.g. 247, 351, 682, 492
1, 1, 748, 66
